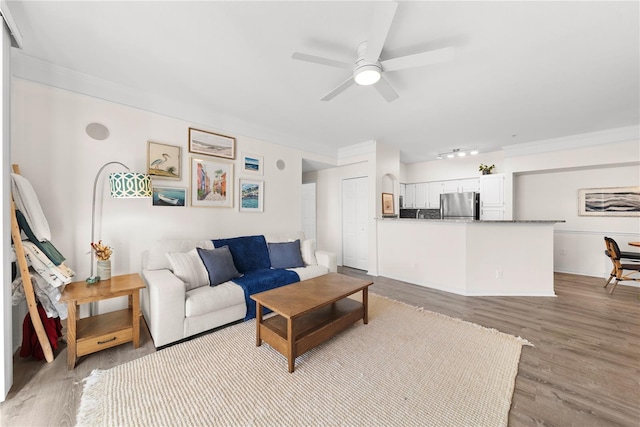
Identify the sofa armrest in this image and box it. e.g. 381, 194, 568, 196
141, 269, 186, 348
316, 250, 337, 273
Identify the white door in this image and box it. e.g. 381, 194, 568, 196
342, 177, 368, 270
301, 183, 316, 242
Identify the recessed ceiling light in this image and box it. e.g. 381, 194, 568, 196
458, 151, 466, 157
470, 149, 479, 155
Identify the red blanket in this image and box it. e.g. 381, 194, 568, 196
20, 304, 62, 360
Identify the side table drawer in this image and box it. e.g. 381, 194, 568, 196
77, 328, 133, 356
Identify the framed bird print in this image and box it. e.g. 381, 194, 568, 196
148, 141, 181, 180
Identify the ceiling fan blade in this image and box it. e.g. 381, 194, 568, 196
374, 76, 399, 103
292, 52, 352, 70
363, 1, 399, 63
381, 47, 455, 72
321, 77, 355, 101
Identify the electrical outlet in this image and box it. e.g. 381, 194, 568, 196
495, 269, 503, 279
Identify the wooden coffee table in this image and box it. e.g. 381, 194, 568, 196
251, 273, 373, 372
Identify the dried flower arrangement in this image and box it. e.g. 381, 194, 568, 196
91, 240, 112, 261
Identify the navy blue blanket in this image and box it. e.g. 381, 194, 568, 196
232, 268, 300, 320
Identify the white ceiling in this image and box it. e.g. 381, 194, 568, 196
7, 1, 640, 164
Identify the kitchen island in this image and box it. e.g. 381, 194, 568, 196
377, 218, 563, 296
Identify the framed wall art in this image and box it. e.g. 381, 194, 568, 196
382, 193, 395, 215
239, 179, 264, 212
190, 157, 234, 208
241, 153, 263, 175
152, 186, 187, 207
578, 186, 640, 217
188, 127, 235, 160
148, 141, 181, 180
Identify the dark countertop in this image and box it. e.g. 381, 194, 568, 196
380, 218, 565, 223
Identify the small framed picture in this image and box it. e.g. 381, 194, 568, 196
239, 179, 264, 212
382, 193, 394, 215
188, 127, 235, 160
241, 153, 263, 175
148, 141, 181, 180
190, 157, 234, 208
578, 186, 640, 216
152, 186, 187, 207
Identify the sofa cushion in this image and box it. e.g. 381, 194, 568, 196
146, 239, 214, 270
300, 239, 318, 266
166, 249, 210, 291
197, 246, 241, 286
185, 281, 246, 318
268, 240, 305, 269
212, 235, 270, 273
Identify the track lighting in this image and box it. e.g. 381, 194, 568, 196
436, 148, 479, 160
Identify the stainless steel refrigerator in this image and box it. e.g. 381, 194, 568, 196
440, 192, 480, 220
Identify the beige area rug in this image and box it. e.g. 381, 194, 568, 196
76, 294, 531, 427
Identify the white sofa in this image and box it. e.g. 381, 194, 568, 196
140, 232, 337, 348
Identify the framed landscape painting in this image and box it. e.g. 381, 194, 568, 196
190, 157, 234, 208
239, 179, 264, 212
152, 186, 186, 207
188, 127, 235, 160
148, 141, 181, 180
241, 153, 263, 175
578, 186, 640, 216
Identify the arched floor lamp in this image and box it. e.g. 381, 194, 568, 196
87, 161, 151, 283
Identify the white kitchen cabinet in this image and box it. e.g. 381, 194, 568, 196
441, 178, 480, 194
461, 178, 480, 193
400, 184, 406, 208
481, 207, 505, 220
404, 184, 416, 208
415, 183, 428, 208
480, 173, 505, 207
441, 181, 460, 193
428, 181, 443, 208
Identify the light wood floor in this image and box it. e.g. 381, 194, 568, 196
1, 270, 639, 426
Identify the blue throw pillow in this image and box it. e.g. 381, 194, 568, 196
268, 240, 305, 269
196, 246, 241, 286
212, 235, 270, 273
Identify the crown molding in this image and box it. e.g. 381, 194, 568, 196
338, 140, 376, 163
502, 125, 639, 158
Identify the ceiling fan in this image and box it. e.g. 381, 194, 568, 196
292, 1, 454, 103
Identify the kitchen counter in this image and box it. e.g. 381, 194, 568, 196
377, 219, 561, 296
383, 218, 564, 224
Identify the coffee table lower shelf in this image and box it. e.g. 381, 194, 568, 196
258, 298, 364, 371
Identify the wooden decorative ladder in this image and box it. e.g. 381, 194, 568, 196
10, 164, 54, 362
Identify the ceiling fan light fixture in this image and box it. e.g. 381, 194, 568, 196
354, 64, 381, 86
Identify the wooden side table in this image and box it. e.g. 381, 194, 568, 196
59, 273, 145, 369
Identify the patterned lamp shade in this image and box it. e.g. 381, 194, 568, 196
108, 172, 152, 198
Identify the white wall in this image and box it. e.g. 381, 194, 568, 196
303, 161, 368, 269
11, 79, 312, 319
1, 16, 13, 402
515, 164, 640, 278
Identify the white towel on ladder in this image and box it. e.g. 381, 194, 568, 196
10, 172, 52, 241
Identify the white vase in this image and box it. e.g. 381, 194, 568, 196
97, 260, 111, 280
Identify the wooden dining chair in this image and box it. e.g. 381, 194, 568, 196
604, 237, 640, 294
